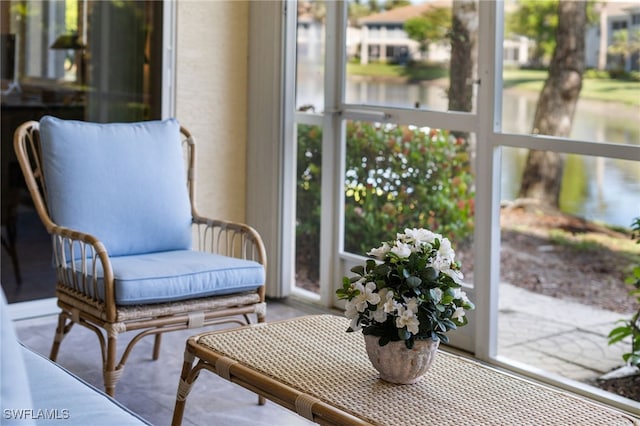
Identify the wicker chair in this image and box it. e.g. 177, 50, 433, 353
13, 117, 267, 396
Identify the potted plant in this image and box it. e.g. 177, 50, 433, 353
337, 228, 475, 383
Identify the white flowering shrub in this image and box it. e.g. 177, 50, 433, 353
337, 228, 475, 349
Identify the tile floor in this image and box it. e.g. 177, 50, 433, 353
13, 299, 332, 426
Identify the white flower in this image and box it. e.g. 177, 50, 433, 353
344, 300, 362, 331
404, 297, 419, 313
452, 307, 466, 321
433, 254, 464, 284
432, 254, 452, 273
404, 227, 439, 245
437, 238, 456, 263
452, 288, 470, 304
348, 316, 361, 331
379, 289, 398, 315
367, 242, 391, 259
447, 268, 464, 284
390, 241, 412, 258
354, 281, 381, 312
372, 307, 388, 323
395, 305, 420, 335
344, 299, 359, 319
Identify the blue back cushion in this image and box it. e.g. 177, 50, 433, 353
40, 116, 192, 256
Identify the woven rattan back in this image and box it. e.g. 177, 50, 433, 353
13, 121, 52, 232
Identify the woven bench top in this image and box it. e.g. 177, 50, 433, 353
196, 314, 638, 426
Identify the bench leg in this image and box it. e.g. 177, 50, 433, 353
172, 349, 199, 426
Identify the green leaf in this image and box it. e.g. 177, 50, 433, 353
441, 294, 454, 304
374, 263, 390, 276
366, 259, 378, 273
442, 318, 457, 330
406, 275, 422, 288
608, 326, 632, 345
351, 265, 365, 276
423, 267, 438, 281
436, 332, 449, 344
397, 328, 411, 341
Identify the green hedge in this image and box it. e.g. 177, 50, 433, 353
296, 121, 475, 276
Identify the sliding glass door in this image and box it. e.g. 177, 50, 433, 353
1, 0, 169, 303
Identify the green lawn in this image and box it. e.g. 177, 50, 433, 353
503, 69, 640, 107
347, 63, 640, 107
347, 62, 448, 80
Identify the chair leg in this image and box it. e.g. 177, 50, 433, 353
50, 313, 72, 361
152, 334, 162, 360
103, 334, 122, 397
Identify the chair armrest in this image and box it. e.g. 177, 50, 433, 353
192, 215, 267, 270
50, 224, 117, 319
192, 215, 267, 302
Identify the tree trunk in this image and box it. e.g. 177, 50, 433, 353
448, 0, 477, 114
448, 0, 477, 149
518, 0, 587, 208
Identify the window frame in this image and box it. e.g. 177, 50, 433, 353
269, 0, 640, 414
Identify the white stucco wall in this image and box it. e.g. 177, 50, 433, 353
175, 1, 249, 222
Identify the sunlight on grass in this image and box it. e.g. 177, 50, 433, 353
347, 62, 449, 81
347, 62, 407, 78
503, 69, 639, 107
547, 228, 640, 256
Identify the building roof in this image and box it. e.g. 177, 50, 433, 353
359, 0, 452, 25
604, 1, 640, 16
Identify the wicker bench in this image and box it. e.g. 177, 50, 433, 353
172, 315, 638, 426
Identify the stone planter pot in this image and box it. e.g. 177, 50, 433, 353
364, 334, 439, 384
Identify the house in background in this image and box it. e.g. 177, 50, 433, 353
354, 0, 531, 66
301, 0, 640, 71
586, 1, 640, 72
357, 1, 452, 65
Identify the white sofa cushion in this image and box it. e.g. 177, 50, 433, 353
0, 291, 35, 426
22, 346, 149, 425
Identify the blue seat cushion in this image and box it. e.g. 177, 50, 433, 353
39, 116, 192, 257
73, 250, 264, 305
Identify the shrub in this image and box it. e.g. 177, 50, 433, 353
296, 125, 323, 280
584, 69, 611, 80
296, 121, 475, 274
608, 217, 640, 367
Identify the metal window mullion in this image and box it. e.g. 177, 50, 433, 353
318, 0, 347, 307
472, 0, 503, 361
